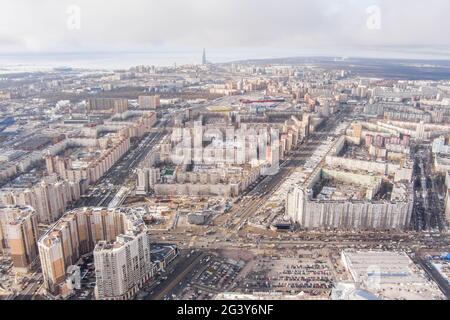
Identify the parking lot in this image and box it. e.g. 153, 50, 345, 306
159, 252, 245, 300
235, 250, 337, 298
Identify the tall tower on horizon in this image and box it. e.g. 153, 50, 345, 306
202, 48, 207, 65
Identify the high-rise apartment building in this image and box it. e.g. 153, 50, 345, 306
94, 231, 152, 300
136, 168, 161, 195
38, 207, 152, 298
0, 205, 39, 273
87, 98, 129, 114
352, 123, 363, 140
0, 175, 81, 224
138, 95, 160, 109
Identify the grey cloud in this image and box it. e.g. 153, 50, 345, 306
0, 0, 449, 58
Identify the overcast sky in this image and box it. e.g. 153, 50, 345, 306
1, 0, 449, 60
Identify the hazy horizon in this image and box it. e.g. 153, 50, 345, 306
2, 49, 450, 72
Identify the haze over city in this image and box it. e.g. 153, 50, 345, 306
1, 0, 450, 65
0, 0, 450, 309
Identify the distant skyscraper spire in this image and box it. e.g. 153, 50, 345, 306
202, 48, 207, 65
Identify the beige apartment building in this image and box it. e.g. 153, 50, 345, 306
0, 205, 39, 273
138, 95, 160, 109
38, 207, 151, 299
